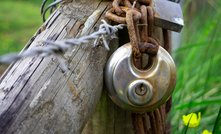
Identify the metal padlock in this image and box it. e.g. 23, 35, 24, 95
104, 43, 177, 113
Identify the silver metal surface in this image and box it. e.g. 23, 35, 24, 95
127, 79, 153, 106
153, 0, 184, 32
105, 44, 177, 113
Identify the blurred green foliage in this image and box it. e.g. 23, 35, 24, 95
171, 0, 221, 133
0, 0, 53, 55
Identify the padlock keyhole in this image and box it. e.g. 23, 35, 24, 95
135, 83, 147, 96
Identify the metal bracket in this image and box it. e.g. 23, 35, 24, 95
153, 0, 184, 32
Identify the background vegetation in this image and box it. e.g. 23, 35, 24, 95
0, 0, 43, 55
0, 0, 220, 133
170, 0, 221, 133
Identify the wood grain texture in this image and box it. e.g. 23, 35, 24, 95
0, 1, 113, 134
82, 30, 134, 134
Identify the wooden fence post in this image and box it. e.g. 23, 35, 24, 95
81, 38, 134, 133
0, 1, 114, 133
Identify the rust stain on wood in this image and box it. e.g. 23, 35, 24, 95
69, 18, 87, 37
40, 25, 46, 33
68, 80, 75, 92
68, 80, 80, 102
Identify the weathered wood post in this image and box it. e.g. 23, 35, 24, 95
0, 0, 116, 133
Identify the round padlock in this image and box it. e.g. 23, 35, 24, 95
104, 43, 177, 113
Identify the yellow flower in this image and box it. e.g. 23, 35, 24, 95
202, 129, 212, 134
182, 112, 201, 128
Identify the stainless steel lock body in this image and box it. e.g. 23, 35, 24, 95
105, 43, 177, 113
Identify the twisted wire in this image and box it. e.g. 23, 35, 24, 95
0, 20, 125, 71
41, 0, 64, 22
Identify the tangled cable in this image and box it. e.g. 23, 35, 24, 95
0, 20, 125, 71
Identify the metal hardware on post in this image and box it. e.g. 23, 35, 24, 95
104, 0, 181, 133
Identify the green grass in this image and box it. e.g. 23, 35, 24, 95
170, 0, 221, 133
0, 0, 53, 55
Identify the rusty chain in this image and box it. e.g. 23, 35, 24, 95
105, 0, 172, 133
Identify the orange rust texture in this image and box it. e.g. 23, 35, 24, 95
131, 113, 146, 134
163, 28, 171, 54
140, 5, 148, 42
142, 113, 149, 134
137, 0, 150, 5
159, 105, 166, 132
121, 0, 133, 8
154, 109, 164, 134
105, 8, 127, 24
138, 42, 159, 57
147, 111, 157, 134
113, 0, 124, 15
105, 7, 141, 24
68, 81, 79, 102
126, 9, 142, 59
147, 6, 154, 37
